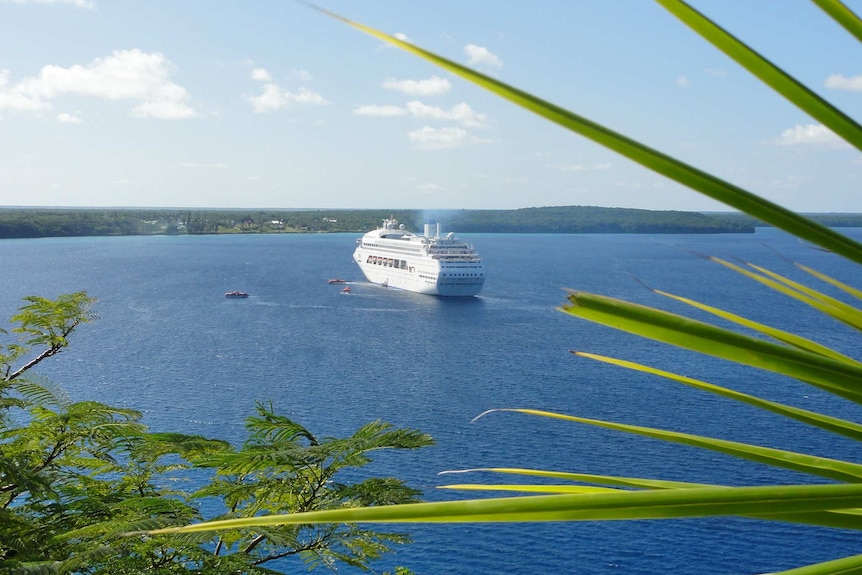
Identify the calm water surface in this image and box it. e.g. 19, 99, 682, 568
2, 228, 861, 574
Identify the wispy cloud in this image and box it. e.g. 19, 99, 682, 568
377, 32, 413, 51
245, 66, 326, 113
353, 101, 486, 127
381, 76, 451, 96
250, 68, 271, 82
405, 101, 486, 127
825, 74, 862, 91
464, 44, 502, 68
775, 123, 847, 147
178, 162, 228, 169
56, 112, 82, 123
245, 84, 328, 114
353, 104, 406, 117
547, 162, 613, 172
408, 126, 468, 149
0, 49, 196, 119
407, 126, 489, 149
0, 0, 95, 8
676, 75, 689, 87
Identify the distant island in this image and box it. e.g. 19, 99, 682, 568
0, 206, 858, 239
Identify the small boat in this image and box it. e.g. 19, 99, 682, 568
328, 278, 347, 284
341, 286, 351, 294
225, 291, 249, 298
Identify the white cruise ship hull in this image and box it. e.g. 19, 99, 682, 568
353, 219, 485, 297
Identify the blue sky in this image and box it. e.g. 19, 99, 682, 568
1, 0, 860, 211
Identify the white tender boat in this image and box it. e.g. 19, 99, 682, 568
353, 218, 484, 297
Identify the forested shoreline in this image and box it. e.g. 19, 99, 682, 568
0, 206, 774, 238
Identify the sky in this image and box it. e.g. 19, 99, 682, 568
0, 0, 860, 212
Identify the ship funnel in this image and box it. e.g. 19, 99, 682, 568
423, 221, 441, 239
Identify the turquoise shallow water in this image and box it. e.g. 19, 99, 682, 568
2, 228, 861, 574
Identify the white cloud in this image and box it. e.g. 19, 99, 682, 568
0, 49, 196, 119
417, 182, 441, 191
178, 162, 228, 169
676, 75, 689, 87
381, 76, 451, 96
0, 0, 95, 8
825, 74, 862, 91
378, 32, 413, 51
408, 126, 486, 149
291, 69, 313, 82
776, 123, 847, 147
245, 84, 328, 113
464, 44, 502, 68
547, 162, 613, 172
706, 68, 727, 78
250, 68, 271, 82
405, 100, 486, 127
56, 112, 82, 123
353, 104, 406, 117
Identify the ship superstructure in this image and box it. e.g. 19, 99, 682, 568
353, 218, 484, 296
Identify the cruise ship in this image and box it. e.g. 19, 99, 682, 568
353, 218, 485, 296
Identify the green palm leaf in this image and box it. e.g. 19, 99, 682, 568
309, 4, 862, 266
145, 483, 862, 533
474, 408, 862, 483
561, 291, 862, 402
771, 552, 862, 575
439, 467, 712, 490
812, 0, 862, 46
796, 263, 862, 301
574, 352, 862, 441
652, 289, 860, 364
656, 0, 862, 151
739, 261, 862, 330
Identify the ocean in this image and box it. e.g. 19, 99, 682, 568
2, 227, 861, 574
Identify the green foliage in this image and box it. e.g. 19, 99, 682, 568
1, 292, 96, 383
153, 3, 862, 574
316, 2, 862, 265
0, 206, 769, 238
0, 295, 433, 574
185, 404, 433, 571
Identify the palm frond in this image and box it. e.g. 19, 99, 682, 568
574, 352, 862, 441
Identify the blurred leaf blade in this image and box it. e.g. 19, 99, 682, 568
737, 261, 862, 331
812, 0, 862, 44
146, 483, 862, 533
770, 552, 862, 575
478, 408, 862, 482
310, 3, 862, 266
574, 352, 862, 442
438, 467, 713, 490
653, 289, 860, 364
561, 291, 862, 402
796, 263, 862, 301
656, 0, 862, 152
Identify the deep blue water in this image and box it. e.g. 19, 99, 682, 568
2, 228, 861, 574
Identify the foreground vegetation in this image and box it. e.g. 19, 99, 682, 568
0, 293, 431, 574
151, 2, 862, 575
0, 206, 758, 238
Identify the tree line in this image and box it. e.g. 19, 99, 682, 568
0, 206, 772, 239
